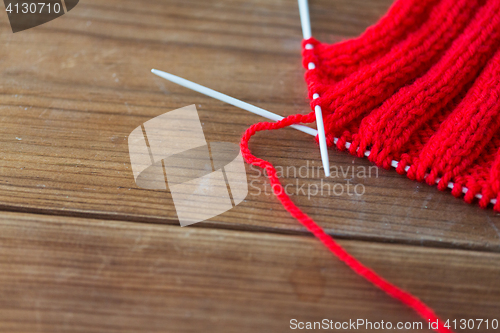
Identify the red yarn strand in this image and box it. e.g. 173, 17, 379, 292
240, 118, 452, 333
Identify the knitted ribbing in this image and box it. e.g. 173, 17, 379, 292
308, 0, 438, 82
302, 0, 477, 127
354, 0, 500, 166
300, 0, 500, 209
240, 0, 500, 332
315, 0, 483, 137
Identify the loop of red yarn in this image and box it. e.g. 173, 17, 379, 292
240, 117, 452, 333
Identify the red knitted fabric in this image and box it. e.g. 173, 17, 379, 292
240, 0, 500, 332
304, 0, 500, 209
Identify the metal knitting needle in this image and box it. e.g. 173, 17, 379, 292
151, 69, 318, 137
298, 0, 312, 39
298, 0, 330, 177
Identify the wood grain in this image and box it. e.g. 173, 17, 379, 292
0, 212, 499, 333
1, 1, 499, 331
0, 0, 498, 252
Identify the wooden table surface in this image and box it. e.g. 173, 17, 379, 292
0, 0, 499, 332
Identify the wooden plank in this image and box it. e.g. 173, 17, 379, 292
0, 0, 499, 252
0, 212, 499, 332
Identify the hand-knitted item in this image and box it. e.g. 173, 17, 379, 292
241, 0, 500, 331
304, 0, 500, 209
